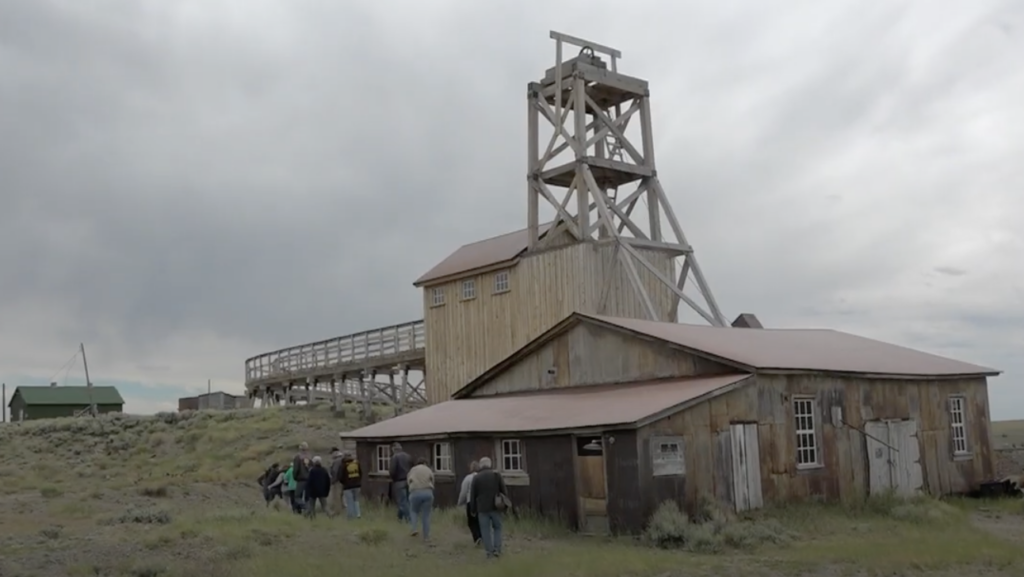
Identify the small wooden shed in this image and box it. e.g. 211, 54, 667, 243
343, 312, 999, 534
7, 386, 125, 421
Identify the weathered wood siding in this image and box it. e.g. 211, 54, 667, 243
603, 430, 645, 534
356, 435, 578, 526
422, 242, 677, 403
636, 374, 993, 516
355, 440, 459, 507
471, 322, 732, 396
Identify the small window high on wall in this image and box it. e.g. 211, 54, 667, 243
494, 270, 510, 294
461, 278, 476, 300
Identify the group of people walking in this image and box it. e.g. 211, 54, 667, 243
387, 442, 510, 559
259, 441, 511, 559
258, 441, 363, 519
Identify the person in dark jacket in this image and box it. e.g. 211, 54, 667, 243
339, 452, 363, 519
329, 448, 346, 513
292, 442, 312, 507
259, 463, 283, 506
470, 457, 509, 559
388, 442, 412, 522
304, 456, 333, 518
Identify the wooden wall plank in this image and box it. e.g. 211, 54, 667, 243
423, 243, 679, 403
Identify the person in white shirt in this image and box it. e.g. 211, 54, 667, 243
456, 460, 482, 544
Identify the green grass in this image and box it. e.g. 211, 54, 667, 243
1, 408, 1023, 576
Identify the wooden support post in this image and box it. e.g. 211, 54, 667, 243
358, 372, 369, 419
388, 370, 398, 416
400, 366, 409, 414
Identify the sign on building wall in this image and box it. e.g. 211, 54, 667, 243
650, 435, 686, 477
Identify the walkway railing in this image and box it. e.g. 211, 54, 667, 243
245, 320, 425, 384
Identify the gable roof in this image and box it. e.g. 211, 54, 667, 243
453, 312, 999, 398
413, 223, 554, 286
343, 374, 752, 440
10, 386, 125, 407
588, 314, 1000, 377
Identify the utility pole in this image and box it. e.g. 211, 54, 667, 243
207, 379, 211, 396
81, 343, 96, 417
2, 383, 6, 422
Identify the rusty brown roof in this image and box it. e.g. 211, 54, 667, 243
342, 374, 751, 439
413, 223, 554, 286
587, 314, 1000, 377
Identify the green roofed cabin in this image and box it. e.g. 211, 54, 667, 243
7, 385, 125, 422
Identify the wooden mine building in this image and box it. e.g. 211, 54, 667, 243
254, 32, 1000, 535
343, 312, 999, 534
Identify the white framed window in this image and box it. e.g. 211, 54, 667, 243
793, 397, 821, 468
433, 442, 452, 473
650, 436, 685, 477
431, 287, 445, 307
461, 279, 476, 300
493, 270, 510, 294
499, 439, 523, 472
375, 445, 391, 473
949, 395, 969, 456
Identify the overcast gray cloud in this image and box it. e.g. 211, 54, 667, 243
1, 0, 1021, 416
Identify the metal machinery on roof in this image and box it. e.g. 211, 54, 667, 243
526, 31, 727, 327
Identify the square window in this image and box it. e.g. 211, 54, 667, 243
651, 436, 686, 477
431, 287, 445, 307
499, 439, 523, 472
461, 279, 476, 300
433, 442, 452, 472
375, 444, 391, 473
494, 270, 510, 294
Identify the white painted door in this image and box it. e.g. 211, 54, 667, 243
864, 419, 923, 497
730, 423, 764, 512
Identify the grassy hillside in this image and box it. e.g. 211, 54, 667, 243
0, 407, 1022, 577
993, 420, 1024, 449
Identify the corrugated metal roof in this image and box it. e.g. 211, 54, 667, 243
413, 223, 554, 286
11, 386, 125, 407
587, 314, 999, 377
343, 374, 750, 439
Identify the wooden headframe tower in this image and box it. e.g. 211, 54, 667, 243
527, 31, 727, 326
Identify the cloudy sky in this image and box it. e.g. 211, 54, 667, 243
1, 0, 1021, 417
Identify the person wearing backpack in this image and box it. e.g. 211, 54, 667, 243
469, 456, 510, 559
260, 463, 284, 506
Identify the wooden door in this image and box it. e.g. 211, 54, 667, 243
730, 423, 764, 512
865, 419, 923, 497
574, 436, 609, 534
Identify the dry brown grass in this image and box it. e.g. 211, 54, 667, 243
1, 406, 1023, 577
993, 419, 1024, 449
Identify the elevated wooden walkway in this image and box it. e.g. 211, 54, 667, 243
244, 320, 426, 412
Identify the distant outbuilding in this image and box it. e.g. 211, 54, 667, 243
6, 385, 125, 421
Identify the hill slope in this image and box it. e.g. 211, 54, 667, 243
0, 408, 1022, 577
